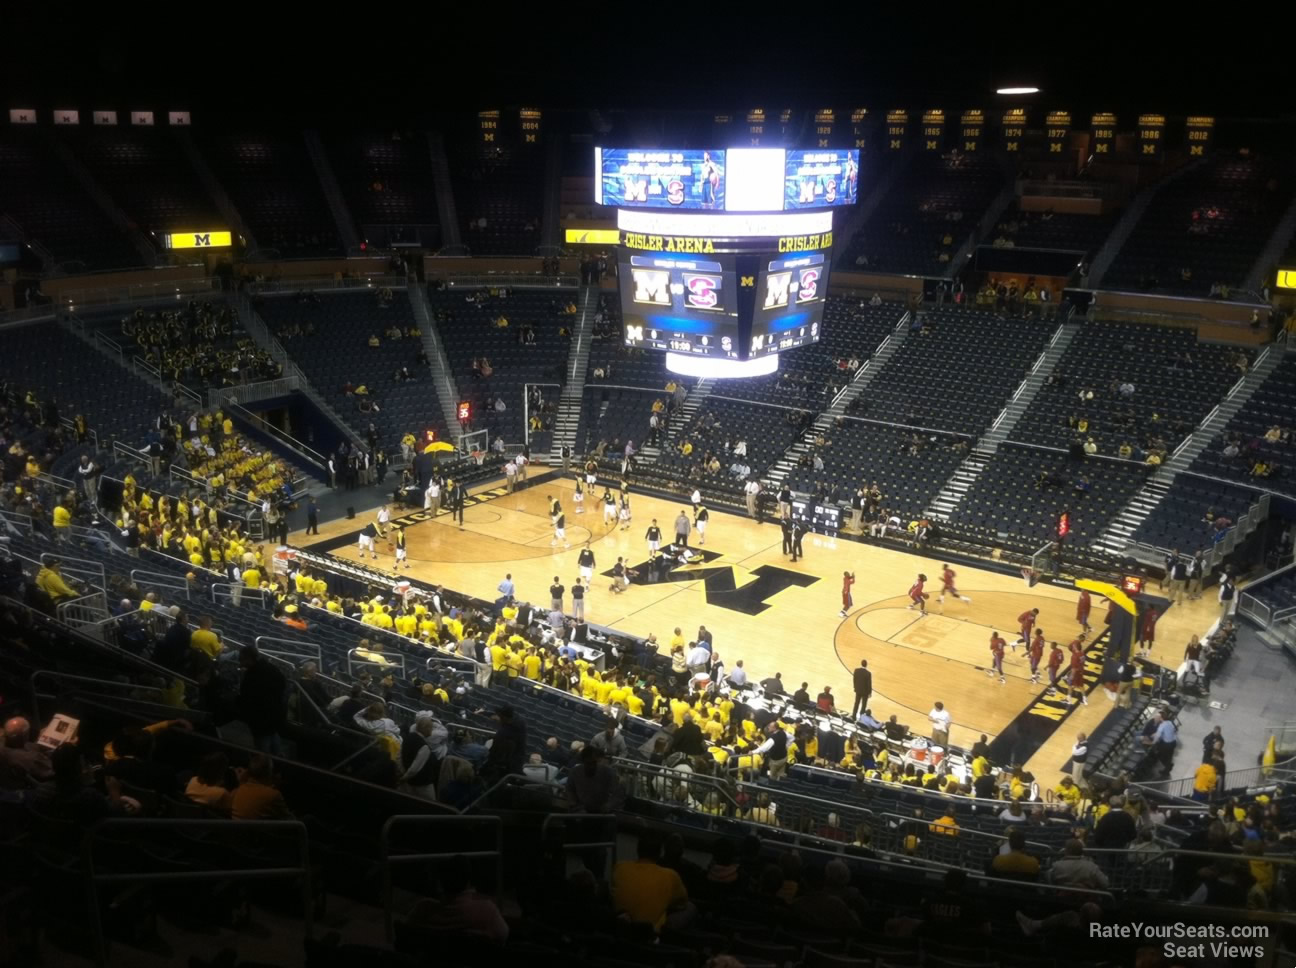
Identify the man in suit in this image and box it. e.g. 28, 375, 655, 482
306, 496, 320, 536
447, 480, 465, 529
852, 659, 872, 719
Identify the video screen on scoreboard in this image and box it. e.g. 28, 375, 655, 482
619, 250, 741, 358
748, 251, 829, 358
596, 148, 726, 210
783, 150, 859, 209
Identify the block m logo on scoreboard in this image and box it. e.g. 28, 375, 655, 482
632, 269, 671, 306
763, 271, 792, 310
624, 179, 648, 203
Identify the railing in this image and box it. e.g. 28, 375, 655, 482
349, 647, 407, 677
59, 415, 98, 451
211, 583, 271, 609
379, 815, 502, 943
221, 397, 327, 469
1019, 179, 1114, 200
244, 274, 409, 295
38, 550, 106, 589
539, 812, 619, 881
29, 670, 176, 726
0, 508, 34, 535
1084, 845, 1296, 896
60, 276, 220, 312
208, 376, 302, 409
1127, 754, 1296, 802
430, 272, 580, 289
255, 636, 321, 663
129, 568, 191, 601
55, 590, 110, 633
84, 819, 313, 967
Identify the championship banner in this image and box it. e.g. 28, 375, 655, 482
850, 108, 868, 151
960, 110, 984, 153
1090, 113, 1117, 155
1046, 111, 1071, 155
1186, 115, 1214, 157
1001, 108, 1026, 153
478, 110, 499, 144
520, 108, 541, 145
746, 108, 766, 147
813, 109, 836, 149
1138, 113, 1165, 161
886, 110, 908, 152
921, 109, 945, 152
53, 110, 80, 126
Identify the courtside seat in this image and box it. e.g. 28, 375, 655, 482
1010, 320, 1251, 454
195, 130, 342, 256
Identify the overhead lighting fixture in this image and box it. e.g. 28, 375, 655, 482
996, 86, 1040, 95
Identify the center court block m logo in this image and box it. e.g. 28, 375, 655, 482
618, 551, 819, 615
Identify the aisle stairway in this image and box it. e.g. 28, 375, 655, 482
549, 287, 596, 464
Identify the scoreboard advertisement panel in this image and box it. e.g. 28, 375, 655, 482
596, 148, 726, 210
783, 150, 859, 209
748, 252, 828, 357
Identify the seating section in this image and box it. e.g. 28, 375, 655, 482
1011, 320, 1251, 456
709, 298, 905, 406
0, 322, 165, 445
655, 397, 806, 490
197, 131, 341, 256
785, 421, 967, 518
1245, 568, 1296, 618
448, 127, 544, 255
842, 151, 1005, 275
322, 130, 440, 246
950, 447, 1147, 551
256, 290, 444, 452
75, 300, 281, 395
1104, 152, 1295, 295
428, 287, 574, 443
69, 128, 219, 237
1190, 354, 1296, 497
0, 128, 141, 269
1130, 477, 1261, 552
859, 309, 1052, 435
990, 205, 1118, 255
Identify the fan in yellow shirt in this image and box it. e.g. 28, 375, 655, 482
523, 650, 542, 680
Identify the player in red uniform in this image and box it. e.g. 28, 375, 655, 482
937, 564, 971, 607
1046, 641, 1065, 693
1028, 631, 1045, 684
907, 574, 929, 614
1066, 640, 1089, 706
1076, 589, 1092, 632
1015, 608, 1040, 649
840, 571, 856, 618
1137, 606, 1159, 657
987, 630, 1007, 684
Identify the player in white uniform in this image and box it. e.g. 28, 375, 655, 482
376, 505, 391, 537
602, 488, 617, 526
358, 522, 378, 559
424, 480, 440, 511
572, 478, 585, 514
694, 504, 709, 545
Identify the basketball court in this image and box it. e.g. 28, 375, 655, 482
294, 472, 1219, 785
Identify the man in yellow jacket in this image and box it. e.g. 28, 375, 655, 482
37, 560, 80, 601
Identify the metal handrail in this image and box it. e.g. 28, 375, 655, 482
349, 647, 407, 677
539, 812, 618, 882
38, 549, 106, 588
379, 814, 502, 943
29, 670, 172, 726
129, 568, 192, 601
85, 819, 313, 968
255, 636, 321, 662
876, 810, 1055, 854
221, 397, 326, 468
0, 508, 34, 535
212, 583, 271, 609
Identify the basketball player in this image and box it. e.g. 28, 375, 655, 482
1030, 627, 1046, 666
1066, 640, 1088, 706
987, 630, 1006, 683
694, 503, 709, 545
1137, 606, 1159, 658
840, 571, 855, 618
907, 574, 929, 614
393, 524, 408, 569
577, 542, 596, 588
618, 494, 632, 530
1015, 607, 1040, 650
602, 488, 617, 527
548, 494, 561, 521
645, 519, 662, 557
700, 150, 720, 208
552, 508, 570, 549
584, 459, 598, 486
610, 557, 629, 594
1076, 588, 1092, 632
1046, 641, 1065, 693
1027, 631, 1044, 684
573, 478, 585, 514
937, 564, 971, 606
376, 504, 391, 537
358, 521, 379, 560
